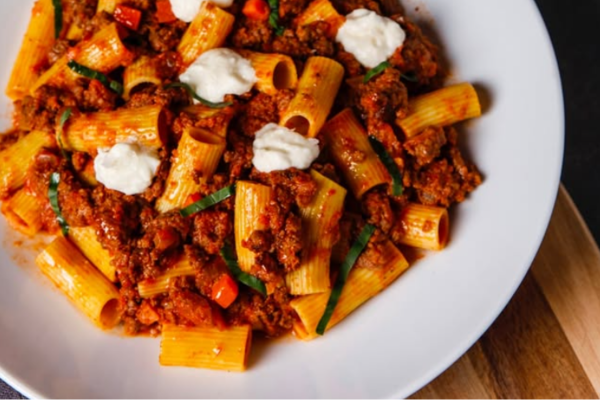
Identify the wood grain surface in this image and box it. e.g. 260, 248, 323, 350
412, 186, 600, 399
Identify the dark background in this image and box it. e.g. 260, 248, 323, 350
1, 0, 599, 398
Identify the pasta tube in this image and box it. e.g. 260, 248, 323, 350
397, 83, 482, 138
69, 226, 117, 282
0, 188, 43, 236
36, 236, 120, 329
138, 257, 196, 298
286, 170, 346, 295
296, 0, 345, 37
291, 239, 409, 340
97, 0, 122, 13
280, 56, 344, 138
5, 0, 56, 99
177, 2, 235, 69
322, 108, 391, 199
156, 128, 226, 213
160, 324, 252, 371
31, 23, 132, 93
391, 203, 450, 251
123, 56, 162, 99
59, 106, 165, 153
237, 50, 298, 95
0, 130, 54, 199
234, 181, 275, 272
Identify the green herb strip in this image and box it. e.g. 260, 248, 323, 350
52, 0, 63, 39
49, 172, 69, 237
57, 107, 72, 161
164, 82, 232, 109
316, 224, 376, 335
67, 61, 124, 95
179, 185, 236, 218
363, 61, 391, 83
220, 244, 267, 296
267, 0, 284, 36
400, 72, 419, 83
368, 136, 404, 197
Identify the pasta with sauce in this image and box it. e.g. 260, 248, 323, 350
0, 0, 483, 372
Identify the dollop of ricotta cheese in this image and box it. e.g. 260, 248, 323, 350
94, 143, 161, 196
252, 123, 320, 173
170, 0, 234, 22
336, 8, 406, 68
180, 48, 258, 103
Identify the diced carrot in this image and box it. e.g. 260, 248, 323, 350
211, 274, 239, 309
156, 0, 178, 24
114, 5, 142, 31
184, 193, 203, 208
242, 0, 270, 21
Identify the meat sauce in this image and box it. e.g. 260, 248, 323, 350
2, 0, 481, 338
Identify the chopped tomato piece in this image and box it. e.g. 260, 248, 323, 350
114, 5, 142, 31
184, 193, 203, 208
242, 0, 270, 21
154, 228, 179, 250
156, 0, 177, 24
211, 274, 239, 309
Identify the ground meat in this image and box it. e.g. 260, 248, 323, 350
335, 48, 364, 78
170, 290, 214, 327
0, 131, 23, 152
193, 253, 229, 298
295, 22, 335, 57
361, 189, 395, 233
23, 150, 61, 230
403, 126, 447, 167
72, 79, 118, 112
64, 0, 97, 31
230, 18, 273, 51
143, 19, 188, 53
226, 286, 294, 337
367, 121, 404, 158
358, 67, 409, 123
389, 17, 443, 88
48, 39, 70, 66
136, 210, 191, 278
192, 210, 232, 255
224, 131, 254, 179
272, 29, 312, 58
236, 90, 294, 138
126, 86, 190, 110
82, 11, 115, 37
332, 0, 381, 13
280, 0, 310, 18
243, 230, 274, 254
251, 169, 318, 208
14, 86, 77, 133
354, 228, 391, 270
58, 167, 94, 228
274, 214, 303, 272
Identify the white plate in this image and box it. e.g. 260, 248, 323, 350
0, 0, 563, 398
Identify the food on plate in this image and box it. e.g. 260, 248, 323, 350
0, 0, 483, 371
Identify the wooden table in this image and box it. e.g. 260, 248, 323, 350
413, 186, 600, 399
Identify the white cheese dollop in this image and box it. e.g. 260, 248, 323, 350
252, 123, 320, 173
336, 9, 406, 68
180, 48, 258, 103
169, 0, 234, 23
94, 143, 161, 196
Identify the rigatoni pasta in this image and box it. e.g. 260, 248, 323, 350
397, 83, 482, 138
156, 128, 226, 213
59, 106, 165, 153
323, 108, 391, 199
160, 324, 252, 371
286, 170, 347, 295
36, 237, 120, 329
280, 56, 345, 138
5, 0, 56, 99
0, 0, 486, 372
177, 2, 235, 69
391, 203, 450, 251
